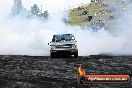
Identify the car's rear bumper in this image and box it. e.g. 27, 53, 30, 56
50, 49, 78, 55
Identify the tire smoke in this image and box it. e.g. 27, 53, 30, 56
0, 0, 132, 56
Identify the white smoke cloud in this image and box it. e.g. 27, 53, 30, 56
0, 0, 132, 56
110, 3, 132, 55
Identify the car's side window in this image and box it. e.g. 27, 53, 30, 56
52, 35, 55, 42
52, 38, 55, 42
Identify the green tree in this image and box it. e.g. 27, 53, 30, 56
31, 4, 40, 15
12, 0, 23, 14
41, 10, 49, 18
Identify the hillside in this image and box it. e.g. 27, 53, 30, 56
66, 0, 128, 28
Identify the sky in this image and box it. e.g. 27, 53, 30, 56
0, 0, 91, 15
22, 0, 91, 12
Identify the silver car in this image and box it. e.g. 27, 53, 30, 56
48, 34, 78, 58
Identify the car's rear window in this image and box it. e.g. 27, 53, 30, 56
52, 34, 75, 42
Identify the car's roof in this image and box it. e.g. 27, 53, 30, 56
54, 34, 73, 36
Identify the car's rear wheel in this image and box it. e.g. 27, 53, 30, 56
50, 52, 54, 58
74, 52, 78, 58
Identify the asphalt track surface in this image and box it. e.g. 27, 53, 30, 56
0, 55, 132, 88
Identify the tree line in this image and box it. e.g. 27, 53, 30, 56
12, 0, 49, 19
